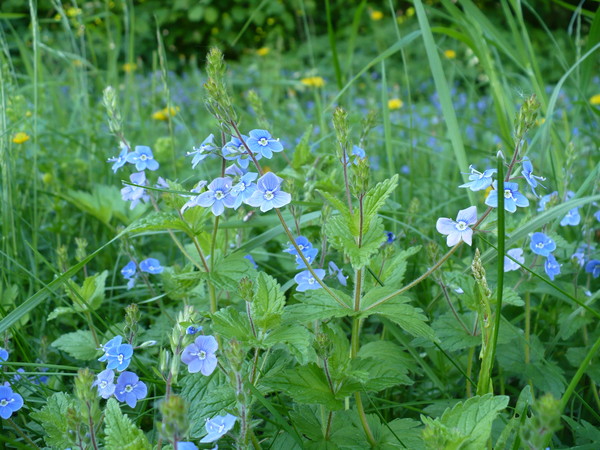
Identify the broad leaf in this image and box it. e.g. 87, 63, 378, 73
211, 306, 257, 345
283, 288, 353, 323
104, 398, 150, 450
52, 330, 99, 361
362, 175, 398, 234
30, 392, 77, 449
126, 211, 190, 235
251, 272, 285, 332
262, 324, 315, 365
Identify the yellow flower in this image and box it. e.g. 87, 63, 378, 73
25, 110, 32, 117
123, 62, 137, 73
42, 173, 53, 184
256, 47, 270, 56
536, 117, 546, 126
406, 7, 415, 17
152, 106, 179, 121
388, 98, 403, 110
590, 94, 600, 105
371, 10, 384, 21
66, 7, 82, 17
444, 49, 456, 59
12, 132, 30, 144
266, 17, 275, 26
300, 76, 325, 88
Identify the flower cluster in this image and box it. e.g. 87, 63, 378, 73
182, 131, 291, 216
95, 336, 147, 407
530, 232, 561, 280
121, 258, 164, 290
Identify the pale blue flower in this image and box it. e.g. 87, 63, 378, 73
121, 171, 149, 209
194, 177, 236, 216
560, 208, 581, 226
222, 135, 258, 169
294, 269, 326, 292
521, 157, 545, 197
295, 247, 318, 269
187, 134, 216, 169
200, 414, 237, 443
530, 232, 556, 257
98, 336, 122, 362
384, 231, 396, 245
100, 337, 133, 372
121, 261, 136, 279
586, 260, 600, 278
244, 254, 258, 269
107, 144, 129, 173
283, 236, 313, 256
126, 146, 159, 171
93, 369, 116, 399
504, 248, 524, 272
247, 129, 283, 159
0, 384, 23, 419
186, 325, 202, 335
180, 181, 208, 214
459, 165, 497, 191
181, 335, 218, 376
231, 172, 258, 209
177, 443, 198, 450
436, 206, 477, 247
0, 348, 8, 367
485, 181, 529, 213
139, 258, 164, 274
544, 254, 561, 281
328, 261, 347, 286
537, 191, 558, 212
114, 371, 147, 408
245, 172, 291, 212
595, 210, 600, 222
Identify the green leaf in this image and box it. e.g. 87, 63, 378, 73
290, 406, 363, 447
319, 190, 354, 231
291, 125, 315, 169
421, 394, 509, 450
209, 252, 256, 291
126, 211, 190, 235
379, 245, 421, 287
262, 325, 315, 365
104, 398, 151, 450
262, 363, 359, 410
326, 215, 385, 270
354, 341, 413, 391
251, 272, 285, 332
49, 271, 109, 320
180, 372, 236, 437
362, 175, 398, 233
211, 307, 257, 344
52, 330, 98, 361
361, 289, 434, 339
63, 185, 130, 226
283, 288, 353, 323
30, 392, 77, 448
432, 313, 480, 352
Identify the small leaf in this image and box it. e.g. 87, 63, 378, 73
362, 174, 398, 233
380, 245, 421, 287
283, 288, 353, 323
251, 272, 285, 331
354, 341, 414, 391
31, 392, 77, 448
104, 398, 151, 450
126, 211, 190, 235
211, 307, 257, 344
262, 325, 315, 365
326, 215, 385, 270
432, 312, 480, 352
52, 330, 99, 361
291, 125, 315, 169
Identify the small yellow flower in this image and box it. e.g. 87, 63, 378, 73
123, 62, 137, 73
54, 13, 61, 21
267, 17, 275, 26
536, 117, 546, 126
371, 10, 384, 21
388, 98, 403, 110
42, 173, 53, 184
444, 49, 456, 59
72, 59, 83, 67
300, 76, 325, 88
256, 47, 270, 56
590, 94, 600, 105
406, 7, 415, 17
25, 110, 32, 117
12, 132, 30, 144
152, 106, 179, 121
66, 7, 82, 17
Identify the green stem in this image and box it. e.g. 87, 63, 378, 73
7, 419, 40, 449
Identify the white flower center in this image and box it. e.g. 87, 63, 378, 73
196, 350, 207, 360
264, 190, 274, 200
100, 381, 108, 389
118, 354, 124, 363
536, 242, 544, 248
308, 277, 315, 285
125, 384, 133, 393
455, 221, 467, 231
0, 399, 8, 407
215, 191, 224, 200
258, 138, 268, 146
140, 154, 148, 161
504, 189, 513, 199
298, 244, 304, 250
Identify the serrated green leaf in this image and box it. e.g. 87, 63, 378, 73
380, 245, 421, 287
354, 341, 413, 391
374, 416, 424, 449
211, 306, 257, 344
104, 398, 150, 450
319, 190, 354, 230
71, 270, 108, 310
262, 363, 359, 410
262, 325, 315, 365
30, 392, 77, 448
283, 288, 353, 323
126, 211, 190, 235
326, 215, 385, 270
209, 251, 256, 291
251, 272, 285, 331
292, 125, 315, 169
52, 330, 98, 361
290, 405, 363, 447
64, 185, 130, 226
180, 372, 236, 437
421, 394, 509, 450
432, 312, 480, 352
362, 175, 398, 234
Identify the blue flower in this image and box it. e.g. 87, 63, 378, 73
521, 157, 546, 197
126, 146, 159, 171
347, 145, 366, 165
180, 181, 209, 214
435, 206, 477, 247
530, 232, 556, 257
459, 165, 497, 191
294, 269, 326, 292
177, 443, 198, 450
595, 210, 600, 222
121, 171, 149, 209
225, 164, 244, 177
187, 134, 216, 169
107, 144, 129, 173
222, 135, 258, 169
121, 261, 136, 279
504, 248, 524, 272
244, 254, 258, 269
283, 236, 313, 256
485, 181, 529, 213
245, 172, 291, 212
544, 254, 561, 281
200, 414, 238, 443
139, 258, 164, 274
0, 384, 24, 419
93, 369, 116, 399
98, 336, 122, 361
247, 129, 283, 159
100, 336, 134, 372
0, 348, 8, 367
384, 231, 396, 245
114, 371, 147, 408
537, 191, 558, 212
194, 177, 236, 216
181, 335, 218, 376
295, 247, 318, 269
231, 172, 258, 209
328, 261, 347, 286
560, 208, 581, 226
186, 325, 202, 335
585, 260, 600, 278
